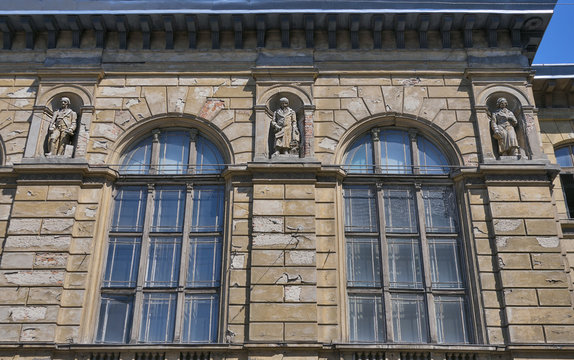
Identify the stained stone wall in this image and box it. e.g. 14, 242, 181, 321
0, 8, 573, 360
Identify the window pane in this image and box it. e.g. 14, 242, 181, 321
111, 187, 147, 232
344, 134, 374, 174
187, 236, 222, 287
346, 237, 381, 287
120, 136, 152, 174
349, 294, 384, 342
429, 238, 463, 289
97, 294, 133, 343
422, 186, 458, 233
383, 186, 418, 233
152, 186, 186, 232
435, 296, 468, 343
139, 293, 177, 343
103, 237, 141, 288
145, 237, 181, 287
380, 129, 412, 174
196, 136, 225, 174
191, 186, 224, 232
391, 294, 428, 343
555, 146, 573, 167
158, 131, 190, 174
344, 186, 378, 233
182, 294, 219, 342
388, 238, 423, 289
417, 136, 449, 174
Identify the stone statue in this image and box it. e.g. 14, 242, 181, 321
490, 97, 520, 156
271, 97, 300, 157
46, 97, 77, 156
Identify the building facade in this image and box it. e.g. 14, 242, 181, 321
0, 1, 573, 360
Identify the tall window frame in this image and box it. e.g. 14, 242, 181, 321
343, 127, 471, 344
554, 144, 574, 218
96, 127, 226, 344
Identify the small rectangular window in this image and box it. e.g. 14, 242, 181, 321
388, 237, 423, 289
111, 187, 147, 232
346, 236, 381, 287
435, 295, 468, 343
429, 238, 463, 289
383, 187, 418, 233
139, 293, 177, 343
145, 237, 182, 288
191, 186, 225, 232
152, 186, 186, 232
187, 236, 222, 287
391, 293, 429, 343
103, 237, 141, 288
182, 294, 219, 342
422, 186, 458, 233
560, 174, 574, 218
348, 294, 384, 342
97, 294, 133, 343
344, 186, 378, 233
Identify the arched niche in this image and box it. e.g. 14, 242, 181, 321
254, 85, 315, 161
475, 85, 546, 162
25, 84, 93, 159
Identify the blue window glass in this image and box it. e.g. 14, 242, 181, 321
379, 129, 412, 174
344, 134, 374, 173
418, 136, 449, 174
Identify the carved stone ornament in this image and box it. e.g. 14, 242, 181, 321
46, 97, 78, 157
271, 97, 300, 157
489, 97, 521, 157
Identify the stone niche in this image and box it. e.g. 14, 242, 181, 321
43, 93, 82, 158
486, 92, 530, 160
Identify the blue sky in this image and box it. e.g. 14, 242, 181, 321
533, 0, 574, 64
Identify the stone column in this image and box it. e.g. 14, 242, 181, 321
474, 106, 496, 162
74, 106, 94, 158
23, 105, 50, 158
253, 105, 269, 161
249, 165, 318, 342
303, 105, 315, 158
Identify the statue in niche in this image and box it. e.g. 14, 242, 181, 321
46, 97, 77, 156
490, 97, 521, 156
271, 97, 300, 157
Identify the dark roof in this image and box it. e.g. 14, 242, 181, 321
0, 0, 557, 14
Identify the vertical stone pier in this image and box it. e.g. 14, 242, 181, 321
248, 163, 319, 342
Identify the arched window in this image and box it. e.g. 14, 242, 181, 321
555, 144, 574, 218
96, 128, 225, 344
343, 127, 469, 344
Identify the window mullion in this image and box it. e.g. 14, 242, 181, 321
409, 130, 420, 174
150, 129, 161, 174
188, 129, 198, 174
372, 128, 381, 174
415, 183, 438, 343
130, 184, 155, 343
376, 182, 392, 342
173, 183, 195, 342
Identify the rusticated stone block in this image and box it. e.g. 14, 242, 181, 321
520, 186, 552, 202
229, 269, 248, 287
498, 253, 531, 269
496, 236, 561, 252
8, 218, 41, 234
538, 289, 572, 306
250, 322, 283, 341
250, 303, 317, 322
41, 218, 74, 234
46, 186, 79, 201
0, 252, 34, 268
21, 324, 56, 342
508, 307, 574, 324
251, 249, 284, 266
12, 201, 76, 218
508, 325, 545, 343
317, 306, 338, 325
251, 285, 284, 302
315, 86, 357, 98
15, 186, 48, 201
232, 219, 249, 235
503, 289, 538, 306
488, 186, 520, 201
27, 287, 61, 304
285, 216, 315, 233
531, 253, 564, 270
60, 290, 84, 307
284, 322, 318, 341
501, 270, 568, 288
251, 267, 316, 285
253, 184, 284, 199
525, 219, 558, 236
1, 270, 64, 286
493, 219, 525, 235
545, 325, 574, 343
